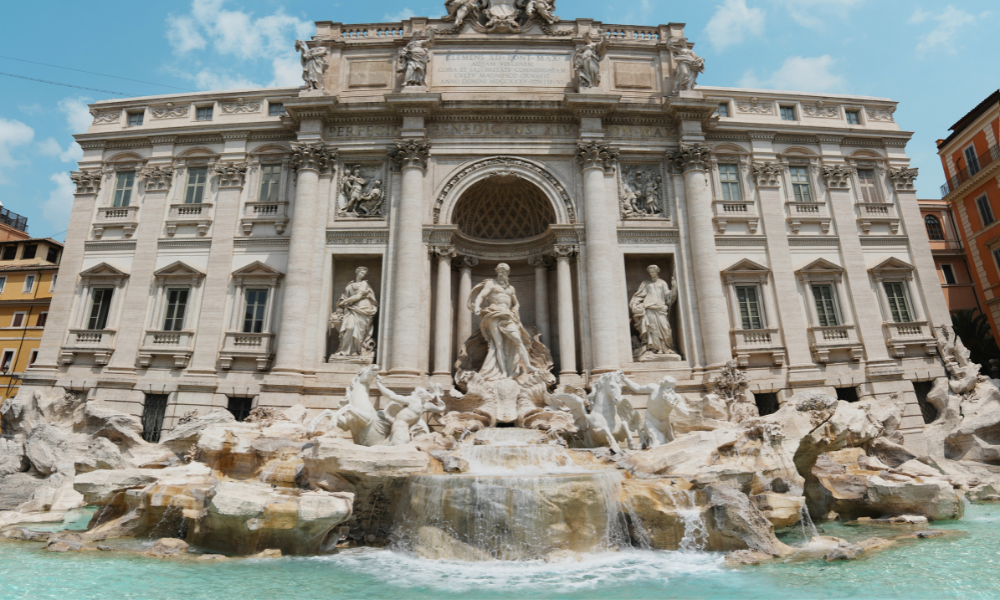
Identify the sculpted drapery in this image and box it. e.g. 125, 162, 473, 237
333, 267, 379, 358
469, 263, 539, 381
630, 265, 678, 357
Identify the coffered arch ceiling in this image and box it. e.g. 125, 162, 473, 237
452, 175, 556, 240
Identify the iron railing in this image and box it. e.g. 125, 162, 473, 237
0, 207, 28, 233
941, 145, 1000, 196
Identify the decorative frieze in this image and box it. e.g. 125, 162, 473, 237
214, 162, 248, 188
290, 142, 336, 173
221, 98, 261, 114
803, 101, 839, 118
821, 165, 855, 189
668, 144, 711, 173
389, 139, 431, 170
326, 229, 390, 246
889, 167, 919, 191
151, 103, 189, 119
866, 106, 895, 122
141, 166, 174, 192
751, 162, 783, 188
736, 97, 773, 114
576, 142, 619, 173
90, 109, 120, 124
70, 171, 102, 194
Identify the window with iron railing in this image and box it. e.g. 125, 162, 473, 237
941, 145, 1000, 196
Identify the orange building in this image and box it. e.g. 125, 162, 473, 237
919, 198, 980, 313
0, 237, 63, 402
938, 90, 1000, 343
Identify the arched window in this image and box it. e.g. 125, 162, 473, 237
925, 215, 944, 240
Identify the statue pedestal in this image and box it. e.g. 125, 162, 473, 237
635, 351, 683, 363
327, 354, 374, 367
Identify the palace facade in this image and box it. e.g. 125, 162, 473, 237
23, 11, 947, 448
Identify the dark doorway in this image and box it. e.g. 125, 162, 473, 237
141, 394, 169, 443
755, 392, 779, 416
835, 386, 859, 403
913, 381, 938, 424
227, 396, 254, 422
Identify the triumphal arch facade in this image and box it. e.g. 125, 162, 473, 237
25, 3, 947, 447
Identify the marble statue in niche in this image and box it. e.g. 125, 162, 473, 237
338, 164, 385, 218
296, 40, 329, 92
398, 32, 433, 88
668, 37, 704, 95
330, 267, 379, 361
469, 263, 540, 381
619, 166, 664, 218
630, 265, 680, 361
573, 29, 608, 89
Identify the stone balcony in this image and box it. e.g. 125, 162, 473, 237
856, 202, 900, 234
883, 320, 937, 357
731, 328, 785, 367
808, 325, 864, 363
137, 330, 195, 368
60, 329, 116, 365
240, 201, 289, 235
93, 206, 139, 239
712, 200, 759, 233
165, 203, 213, 236
785, 201, 832, 234
219, 332, 275, 371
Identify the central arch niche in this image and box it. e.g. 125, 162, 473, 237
452, 175, 556, 240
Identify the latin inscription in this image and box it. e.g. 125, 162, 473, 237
433, 53, 571, 87
430, 123, 577, 137
328, 124, 402, 138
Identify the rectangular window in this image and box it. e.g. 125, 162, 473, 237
965, 145, 981, 175
10, 312, 25, 328
718, 164, 742, 202
196, 106, 213, 121
113, 172, 135, 207
790, 166, 813, 202
846, 110, 861, 125
184, 167, 208, 204
37, 312, 48, 327
227, 397, 254, 422
28, 350, 38, 366
268, 103, 286, 117
127, 112, 144, 127
811, 284, 840, 327
1, 246, 15, 260
46, 247, 59, 263
140, 394, 169, 443
22, 245, 37, 260
857, 169, 879, 202
23, 275, 35, 293
242, 289, 268, 334
87, 288, 114, 330
0, 277, 6, 293
977, 195, 994, 226
717, 103, 730, 118
780, 106, 796, 121
162, 289, 189, 332
50, 275, 57, 291
941, 264, 957, 284
883, 282, 913, 323
1, 351, 14, 373
735, 286, 765, 330
259, 164, 282, 202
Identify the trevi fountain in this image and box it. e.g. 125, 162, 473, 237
3, 2, 1000, 599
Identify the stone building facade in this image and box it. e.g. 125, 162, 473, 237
918, 198, 979, 314
23, 11, 948, 447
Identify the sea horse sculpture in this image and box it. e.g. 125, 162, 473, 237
549, 371, 642, 453
308, 365, 389, 446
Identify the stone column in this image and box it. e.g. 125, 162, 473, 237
669, 145, 732, 368
189, 162, 248, 374
387, 139, 430, 376
432, 245, 456, 377
576, 142, 622, 373
454, 255, 478, 350
553, 245, 578, 377
273, 143, 336, 374
32, 171, 102, 370
528, 255, 551, 346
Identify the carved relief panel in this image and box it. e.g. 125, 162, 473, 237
618, 164, 668, 220
337, 162, 387, 220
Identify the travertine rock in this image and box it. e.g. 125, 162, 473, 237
751, 493, 805, 529
0, 437, 28, 476
24, 424, 75, 476
302, 436, 429, 479
159, 409, 236, 453
704, 483, 793, 557
73, 469, 158, 505
75, 438, 129, 474
146, 538, 189, 557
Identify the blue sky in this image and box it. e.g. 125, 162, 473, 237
1, 0, 997, 242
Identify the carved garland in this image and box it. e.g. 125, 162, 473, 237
433, 156, 576, 224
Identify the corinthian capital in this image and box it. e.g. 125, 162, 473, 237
290, 142, 336, 174
889, 167, 918, 191
821, 165, 856, 189
751, 162, 783, 188
668, 144, 712, 173
389, 139, 431, 171
214, 162, 248, 188
576, 142, 619, 173
453, 255, 478, 270
432, 245, 457, 260
140, 166, 175, 192
552, 245, 578, 259
70, 171, 102, 195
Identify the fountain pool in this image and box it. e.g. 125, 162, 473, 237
1, 504, 997, 600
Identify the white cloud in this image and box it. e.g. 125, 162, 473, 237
705, 0, 766, 51
740, 55, 846, 93
270, 56, 302, 88
0, 118, 34, 184
18, 104, 42, 116
383, 8, 416, 21
42, 172, 75, 230
58, 97, 93, 134
166, 0, 312, 89
909, 6, 983, 55
773, 0, 866, 29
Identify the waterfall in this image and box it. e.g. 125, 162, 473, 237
798, 504, 819, 541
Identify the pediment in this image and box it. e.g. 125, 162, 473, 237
797, 258, 844, 274
154, 261, 205, 279
79, 263, 129, 278
232, 261, 283, 277
870, 257, 915, 273
722, 258, 770, 274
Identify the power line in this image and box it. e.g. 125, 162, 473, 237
0, 55, 196, 92
0, 71, 136, 96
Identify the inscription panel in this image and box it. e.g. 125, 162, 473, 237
432, 52, 572, 87
348, 60, 392, 88
613, 62, 654, 89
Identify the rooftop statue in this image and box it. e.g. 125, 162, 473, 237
573, 29, 608, 89
295, 40, 329, 92
441, 0, 562, 33
668, 37, 705, 95
398, 32, 433, 87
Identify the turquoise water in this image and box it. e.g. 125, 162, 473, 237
2, 505, 999, 600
